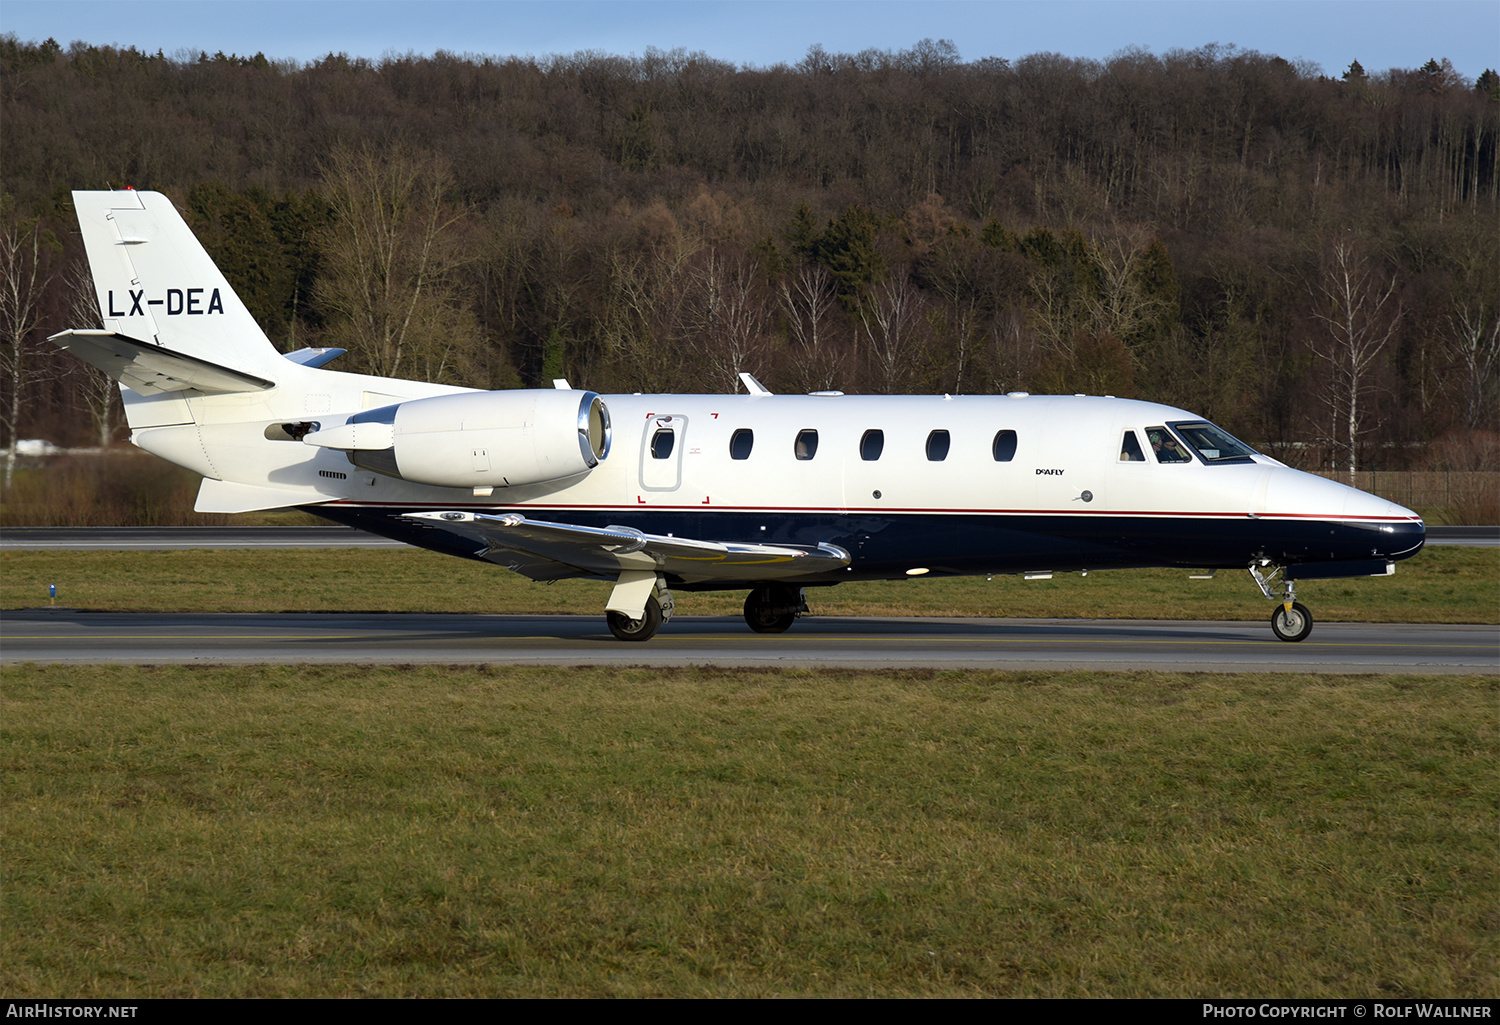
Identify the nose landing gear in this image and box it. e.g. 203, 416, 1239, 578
1250, 562, 1313, 642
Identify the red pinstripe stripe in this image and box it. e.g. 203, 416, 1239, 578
323, 500, 1420, 523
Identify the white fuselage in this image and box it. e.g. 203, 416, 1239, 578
129, 375, 1424, 581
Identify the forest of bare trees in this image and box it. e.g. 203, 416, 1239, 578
1, 35, 1496, 474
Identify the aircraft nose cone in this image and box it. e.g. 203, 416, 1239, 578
1268, 469, 1419, 520
1264, 468, 1425, 562
1381, 518, 1425, 558
1337, 484, 1423, 559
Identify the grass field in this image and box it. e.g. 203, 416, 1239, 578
2, 544, 1496, 622
2, 665, 1495, 998
4, 544, 1494, 996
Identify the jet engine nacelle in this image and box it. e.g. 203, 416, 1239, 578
304, 389, 611, 489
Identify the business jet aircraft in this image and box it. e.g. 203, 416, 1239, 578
50, 190, 1425, 642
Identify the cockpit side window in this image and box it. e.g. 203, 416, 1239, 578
1119, 431, 1145, 461
794, 429, 819, 460
1146, 426, 1192, 463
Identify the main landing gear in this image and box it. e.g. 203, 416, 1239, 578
1249, 561, 1314, 642
605, 572, 674, 642
743, 586, 808, 634
607, 594, 664, 641
603, 581, 808, 641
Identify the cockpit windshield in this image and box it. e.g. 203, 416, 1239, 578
1167, 421, 1258, 464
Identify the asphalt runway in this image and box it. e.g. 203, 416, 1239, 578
2, 609, 1494, 673
5, 527, 1492, 672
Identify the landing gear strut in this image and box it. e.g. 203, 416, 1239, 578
1249, 562, 1313, 642
744, 585, 807, 634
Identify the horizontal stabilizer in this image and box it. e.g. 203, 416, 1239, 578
283, 347, 347, 369
195, 478, 334, 514
48, 329, 275, 395
403, 511, 850, 583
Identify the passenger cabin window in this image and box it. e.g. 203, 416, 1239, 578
650, 428, 675, 460
926, 430, 950, 461
860, 429, 884, 461
1119, 431, 1145, 462
794, 429, 819, 460
729, 429, 754, 460
1146, 426, 1191, 463
992, 430, 1017, 462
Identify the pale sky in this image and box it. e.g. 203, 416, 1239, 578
2, 1, 1496, 79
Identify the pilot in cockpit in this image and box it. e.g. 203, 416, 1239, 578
1148, 428, 1192, 463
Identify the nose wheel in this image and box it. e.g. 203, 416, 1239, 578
1270, 601, 1313, 642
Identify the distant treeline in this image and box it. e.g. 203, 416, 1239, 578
1, 36, 1496, 474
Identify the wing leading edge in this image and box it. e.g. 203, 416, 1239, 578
402, 511, 850, 584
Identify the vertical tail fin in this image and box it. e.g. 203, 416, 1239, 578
71, 189, 284, 382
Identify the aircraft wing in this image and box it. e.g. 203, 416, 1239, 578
402, 511, 851, 583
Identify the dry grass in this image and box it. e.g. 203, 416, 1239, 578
0, 453, 320, 527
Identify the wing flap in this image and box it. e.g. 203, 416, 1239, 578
48, 329, 275, 395
402, 511, 850, 582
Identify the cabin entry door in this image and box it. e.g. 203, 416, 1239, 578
639, 414, 687, 492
